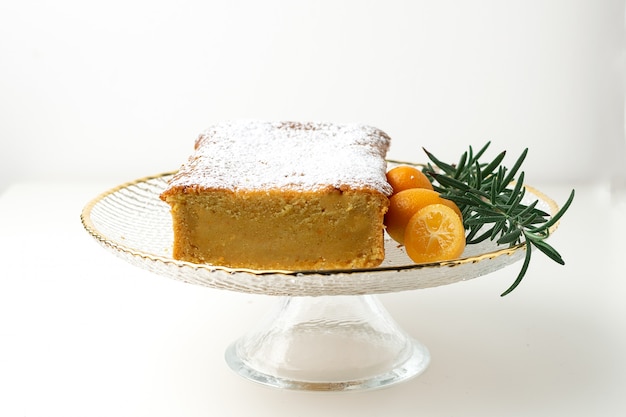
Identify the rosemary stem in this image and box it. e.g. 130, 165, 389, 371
423, 143, 574, 296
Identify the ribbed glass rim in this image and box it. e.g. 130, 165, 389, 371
80, 163, 560, 278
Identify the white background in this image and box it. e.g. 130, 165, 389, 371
1, 0, 624, 191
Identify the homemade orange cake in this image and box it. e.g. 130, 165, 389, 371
159, 121, 393, 270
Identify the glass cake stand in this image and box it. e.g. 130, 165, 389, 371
80, 168, 560, 391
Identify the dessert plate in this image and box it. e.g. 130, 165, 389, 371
80, 169, 558, 297
80, 162, 561, 391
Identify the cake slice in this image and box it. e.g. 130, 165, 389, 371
159, 121, 392, 270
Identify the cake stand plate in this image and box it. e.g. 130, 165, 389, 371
81, 165, 560, 391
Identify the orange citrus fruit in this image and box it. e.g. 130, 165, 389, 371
384, 188, 463, 244
404, 204, 466, 263
386, 165, 434, 194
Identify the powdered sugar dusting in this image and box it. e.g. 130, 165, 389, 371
167, 121, 393, 195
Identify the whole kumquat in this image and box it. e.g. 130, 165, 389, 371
386, 165, 434, 194
384, 188, 463, 244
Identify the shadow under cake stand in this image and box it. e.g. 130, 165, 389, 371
81, 172, 559, 391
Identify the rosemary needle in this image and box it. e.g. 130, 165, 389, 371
422, 142, 575, 296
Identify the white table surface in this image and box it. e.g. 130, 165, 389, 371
1, 180, 624, 417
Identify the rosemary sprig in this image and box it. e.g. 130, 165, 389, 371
422, 142, 575, 296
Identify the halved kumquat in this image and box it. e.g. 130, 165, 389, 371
404, 203, 466, 264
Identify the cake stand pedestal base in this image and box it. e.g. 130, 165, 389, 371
225, 294, 430, 391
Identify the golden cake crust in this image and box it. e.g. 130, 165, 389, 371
161, 121, 392, 195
